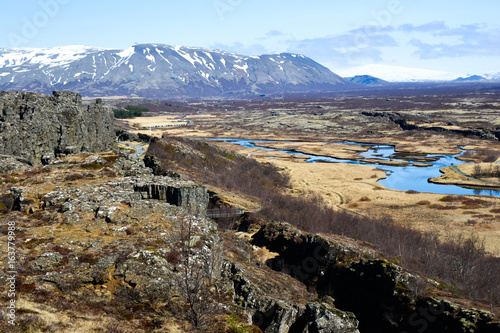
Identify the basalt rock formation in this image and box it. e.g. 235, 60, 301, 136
250, 221, 500, 333
134, 178, 209, 216
0, 91, 115, 165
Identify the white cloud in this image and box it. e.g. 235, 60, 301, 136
210, 22, 500, 74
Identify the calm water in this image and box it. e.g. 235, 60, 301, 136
210, 138, 500, 197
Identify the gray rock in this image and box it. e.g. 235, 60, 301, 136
0, 91, 115, 165
116, 130, 140, 142
223, 261, 359, 333
304, 302, 359, 333
0, 154, 29, 172
113, 157, 153, 177
41, 153, 55, 165
134, 177, 209, 216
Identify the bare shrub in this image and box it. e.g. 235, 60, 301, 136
0, 194, 13, 214
173, 216, 224, 329
480, 149, 500, 163
471, 163, 500, 179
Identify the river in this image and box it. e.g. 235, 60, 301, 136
209, 138, 500, 197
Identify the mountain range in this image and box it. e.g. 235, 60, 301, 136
0, 44, 347, 98
1, 44, 499, 99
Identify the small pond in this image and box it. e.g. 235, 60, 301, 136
209, 138, 500, 197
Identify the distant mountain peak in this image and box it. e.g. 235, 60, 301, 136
337, 64, 461, 82
347, 75, 388, 86
454, 75, 486, 82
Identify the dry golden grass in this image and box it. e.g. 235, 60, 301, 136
15, 298, 115, 332
267, 158, 500, 254
253, 141, 366, 160
121, 115, 189, 128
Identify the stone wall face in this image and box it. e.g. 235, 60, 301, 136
0, 91, 115, 164
134, 179, 209, 217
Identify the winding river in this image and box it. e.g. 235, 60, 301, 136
210, 138, 500, 197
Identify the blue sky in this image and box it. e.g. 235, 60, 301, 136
1, 0, 499, 75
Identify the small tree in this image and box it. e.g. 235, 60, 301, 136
174, 215, 224, 329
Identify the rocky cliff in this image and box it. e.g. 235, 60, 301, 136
0, 91, 115, 165
250, 221, 500, 333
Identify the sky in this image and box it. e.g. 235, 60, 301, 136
1, 0, 499, 77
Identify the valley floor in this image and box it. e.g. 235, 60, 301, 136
117, 92, 500, 254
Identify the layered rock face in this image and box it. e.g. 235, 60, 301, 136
134, 179, 208, 216
0, 91, 115, 164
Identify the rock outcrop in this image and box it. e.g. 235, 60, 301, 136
223, 261, 360, 333
134, 177, 209, 216
361, 111, 499, 140
0, 91, 115, 164
250, 221, 499, 333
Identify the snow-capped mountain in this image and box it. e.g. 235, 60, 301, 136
483, 72, 500, 80
336, 64, 461, 82
0, 44, 347, 98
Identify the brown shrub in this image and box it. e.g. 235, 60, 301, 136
427, 204, 445, 209
125, 227, 136, 236
78, 253, 98, 265
405, 190, 419, 194
65, 173, 84, 181
164, 249, 181, 265
51, 245, 72, 255
437, 205, 459, 210
439, 195, 464, 202
0, 194, 13, 213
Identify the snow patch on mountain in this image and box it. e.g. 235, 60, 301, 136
0, 45, 109, 68
483, 72, 500, 80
